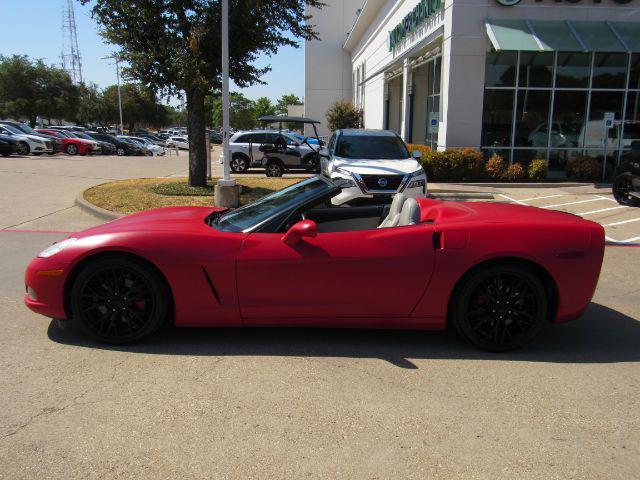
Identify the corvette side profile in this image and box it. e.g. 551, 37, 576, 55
25, 177, 605, 351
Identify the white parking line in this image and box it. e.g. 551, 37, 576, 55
576, 205, 628, 216
518, 194, 564, 202
596, 195, 618, 203
542, 198, 602, 209
498, 194, 528, 205
602, 217, 640, 227
606, 235, 640, 245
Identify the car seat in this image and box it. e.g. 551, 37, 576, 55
398, 198, 420, 226
378, 193, 406, 228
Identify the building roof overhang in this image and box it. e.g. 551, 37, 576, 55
343, 0, 387, 53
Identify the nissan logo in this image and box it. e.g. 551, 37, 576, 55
377, 178, 388, 187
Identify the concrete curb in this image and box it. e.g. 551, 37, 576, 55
75, 188, 123, 220
460, 182, 604, 188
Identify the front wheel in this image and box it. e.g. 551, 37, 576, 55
116, 147, 126, 156
265, 161, 284, 177
17, 142, 30, 155
70, 256, 170, 344
613, 173, 640, 207
231, 155, 249, 173
66, 144, 78, 155
451, 264, 547, 351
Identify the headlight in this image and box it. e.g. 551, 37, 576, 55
406, 168, 427, 189
38, 238, 77, 258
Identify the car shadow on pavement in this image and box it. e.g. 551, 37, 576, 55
47, 302, 640, 369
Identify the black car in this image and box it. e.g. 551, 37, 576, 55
613, 140, 640, 207
0, 134, 20, 157
207, 130, 222, 144
71, 132, 116, 155
85, 132, 146, 156
0, 120, 64, 154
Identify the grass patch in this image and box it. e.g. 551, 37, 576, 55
84, 177, 302, 215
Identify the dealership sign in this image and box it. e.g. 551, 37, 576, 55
388, 0, 443, 51
496, 0, 633, 5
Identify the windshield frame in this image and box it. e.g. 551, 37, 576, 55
212, 176, 338, 233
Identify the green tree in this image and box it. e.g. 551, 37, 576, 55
254, 96, 276, 121
211, 92, 256, 131
76, 83, 105, 127
81, 0, 324, 187
0, 55, 78, 126
326, 100, 362, 132
101, 83, 167, 132
276, 93, 303, 115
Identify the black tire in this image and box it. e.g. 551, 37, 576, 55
66, 143, 78, 155
2, 153, 10, 157
70, 256, 170, 344
451, 264, 548, 352
116, 147, 126, 156
265, 161, 284, 177
17, 142, 30, 155
230, 154, 249, 173
613, 173, 640, 207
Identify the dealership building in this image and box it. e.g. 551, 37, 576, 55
305, 0, 640, 176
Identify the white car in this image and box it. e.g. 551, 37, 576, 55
320, 129, 427, 206
0, 124, 54, 156
166, 136, 189, 150
120, 136, 166, 156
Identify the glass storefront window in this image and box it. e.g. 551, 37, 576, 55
552, 90, 587, 150
434, 57, 441, 94
518, 52, 554, 88
623, 92, 640, 150
482, 90, 514, 147
548, 149, 583, 174
592, 53, 628, 89
556, 52, 591, 89
485, 51, 517, 88
514, 90, 551, 147
513, 149, 544, 166
585, 91, 624, 149
629, 54, 640, 90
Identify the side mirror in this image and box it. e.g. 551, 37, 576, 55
282, 220, 317, 245
319, 147, 330, 159
413, 150, 422, 159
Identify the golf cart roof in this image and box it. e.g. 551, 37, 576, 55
258, 115, 320, 124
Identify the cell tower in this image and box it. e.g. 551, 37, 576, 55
61, 0, 83, 84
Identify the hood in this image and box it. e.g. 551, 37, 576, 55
73, 206, 224, 238
22, 134, 47, 143
333, 157, 422, 176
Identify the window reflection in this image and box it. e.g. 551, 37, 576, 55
518, 52, 553, 88
485, 52, 517, 88
553, 91, 587, 149
514, 90, 551, 147
556, 52, 591, 89
482, 90, 514, 147
592, 53, 627, 89
585, 91, 624, 149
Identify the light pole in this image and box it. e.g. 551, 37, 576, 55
102, 55, 124, 134
214, 0, 239, 207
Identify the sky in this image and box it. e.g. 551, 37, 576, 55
0, 0, 305, 104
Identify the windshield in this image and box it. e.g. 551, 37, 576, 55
74, 132, 94, 140
335, 135, 410, 160
3, 123, 34, 134
214, 177, 332, 232
2, 124, 24, 135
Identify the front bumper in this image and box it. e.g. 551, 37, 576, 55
329, 171, 428, 206
24, 256, 70, 319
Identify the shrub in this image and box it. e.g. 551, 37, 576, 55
406, 143, 431, 159
504, 162, 525, 181
485, 154, 506, 179
417, 147, 485, 181
325, 101, 362, 131
566, 156, 601, 181
528, 159, 548, 181
460, 148, 485, 179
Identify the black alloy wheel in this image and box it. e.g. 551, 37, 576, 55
452, 265, 547, 351
613, 173, 640, 207
70, 257, 170, 344
17, 142, 30, 155
231, 155, 248, 173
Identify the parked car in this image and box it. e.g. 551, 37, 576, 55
207, 129, 223, 144
85, 132, 146, 156
0, 124, 53, 155
36, 129, 98, 155
0, 121, 64, 155
320, 129, 427, 206
613, 140, 640, 207
70, 132, 116, 155
0, 134, 20, 157
166, 136, 189, 150
119, 136, 166, 156
24, 175, 605, 351
137, 134, 166, 146
223, 130, 318, 173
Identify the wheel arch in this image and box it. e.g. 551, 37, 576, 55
446, 256, 558, 326
232, 151, 249, 161
63, 250, 175, 323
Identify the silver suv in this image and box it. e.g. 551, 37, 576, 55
222, 130, 318, 173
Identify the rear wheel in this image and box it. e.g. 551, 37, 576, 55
17, 142, 30, 155
66, 144, 78, 155
451, 264, 547, 351
265, 161, 284, 177
231, 154, 249, 173
70, 256, 170, 344
613, 173, 640, 207
116, 147, 126, 156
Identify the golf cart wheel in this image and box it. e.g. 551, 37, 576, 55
17, 142, 30, 155
613, 173, 640, 207
66, 144, 78, 155
231, 154, 248, 173
146, 151, 153, 156
265, 161, 284, 177
116, 147, 126, 156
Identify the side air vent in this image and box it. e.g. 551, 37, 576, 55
201, 267, 220, 303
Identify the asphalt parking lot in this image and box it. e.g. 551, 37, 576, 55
0, 153, 638, 479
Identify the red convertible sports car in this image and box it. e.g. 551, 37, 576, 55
24, 176, 605, 351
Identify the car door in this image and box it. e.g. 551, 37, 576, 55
236, 223, 436, 323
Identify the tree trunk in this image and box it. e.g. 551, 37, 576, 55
186, 87, 207, 187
